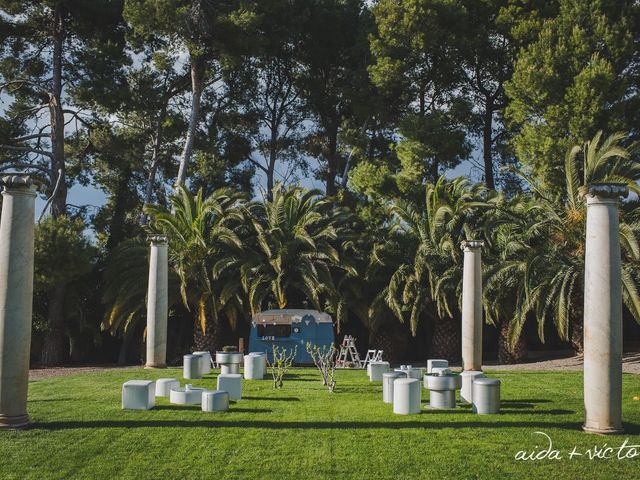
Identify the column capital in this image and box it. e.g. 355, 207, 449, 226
147, 234, 168, 245
0, 175, 43, 195
461, 240, 484, 251
584, 183, 628, 205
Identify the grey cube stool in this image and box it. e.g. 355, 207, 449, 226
170, 385, 205, 405
426, 374, 462, 409
427, 359, 448, 373
217, 373, 243, 400
393, 378, 421, 415
244, 354, 263, 380
122, 380, 155, 410
202, 390, 229, 412
193, 351, 212, 374
460, 371, 484, 403
183, 354, 202, 379
368, 361, 390, 382
155, 378, 180, 397
249, 352, 267, 378
382, 372, 405, 403
472, 378, 501, 414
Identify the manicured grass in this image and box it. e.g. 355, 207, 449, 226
0, 368, 638, 479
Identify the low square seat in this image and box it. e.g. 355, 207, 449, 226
368, 361, 390, 382
217, 373, 242, 400
155, 378, 180, 397
202, 390, 230, 412
122, 380, 155, 410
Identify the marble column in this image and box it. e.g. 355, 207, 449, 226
0, 175, 39, 430
461, 240, 484, 371
145, 235, 168, 369
583, 183, 627, 434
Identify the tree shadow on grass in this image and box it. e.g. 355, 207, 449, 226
230, 408, 273, 413
31, 419, 640, 433
420, 408, 576, 415
155, 405, 272, 413
155, 405, 200, 411
242, 396, 300, 402
29, 398, 81, 403
502, 399, 552, 404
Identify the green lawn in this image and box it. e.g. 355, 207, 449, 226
1, 368, 638, 479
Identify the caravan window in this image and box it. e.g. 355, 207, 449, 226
257, 324, 292, 338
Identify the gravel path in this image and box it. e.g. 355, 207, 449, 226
28, 351, 640, 380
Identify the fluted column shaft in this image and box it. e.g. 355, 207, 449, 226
0, 176, 38, 430
583, 183, 627, 434
145, 235, 168, 369
461, 240, 483, 371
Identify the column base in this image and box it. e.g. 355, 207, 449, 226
144, 363, 167, 369
0, 413, 31, 430
583, 424, 624, 435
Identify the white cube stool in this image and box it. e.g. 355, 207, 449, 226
369, 361, 390, 382
249, 352, 267, 378
217, 373, 243, 400
183, 354, 202, 379
383, 372, 405, 403
193, 351, 212, 374
393, 378, 421, 415
472, 378, 500, 414
426, 374, 462, 409
155, 378, 180, 397
460, 371, 484, 403
202, 390, 229, 412
122, 380, 155, 410
244, 354, 263, 380
427, 359, 449, 373
170, 386, 205, 405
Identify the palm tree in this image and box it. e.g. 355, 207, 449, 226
216, 184, 348, 315
145, 186, 247, 351
386, 177, 495, 359
506, 131, 640, 352
482, 195, 545, 362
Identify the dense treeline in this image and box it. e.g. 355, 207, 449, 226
1, 0, 639, 365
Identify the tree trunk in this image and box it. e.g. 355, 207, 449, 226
482, 95, 495, 190
40, 283, 67, 365
40, 5, 68, 367
141, 110, 166, 223
430, 319, 459, 361
192, 312, 222, 353
105, 165, 131, 251
266, 121, 277, 200
497, 320, 528, 364
569, 309, 584, 354
325, 120, 339, 196
49, 4, 67, 218
175, 57, 205, 187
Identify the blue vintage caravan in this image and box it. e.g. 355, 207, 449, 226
248, 309, 335, 364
